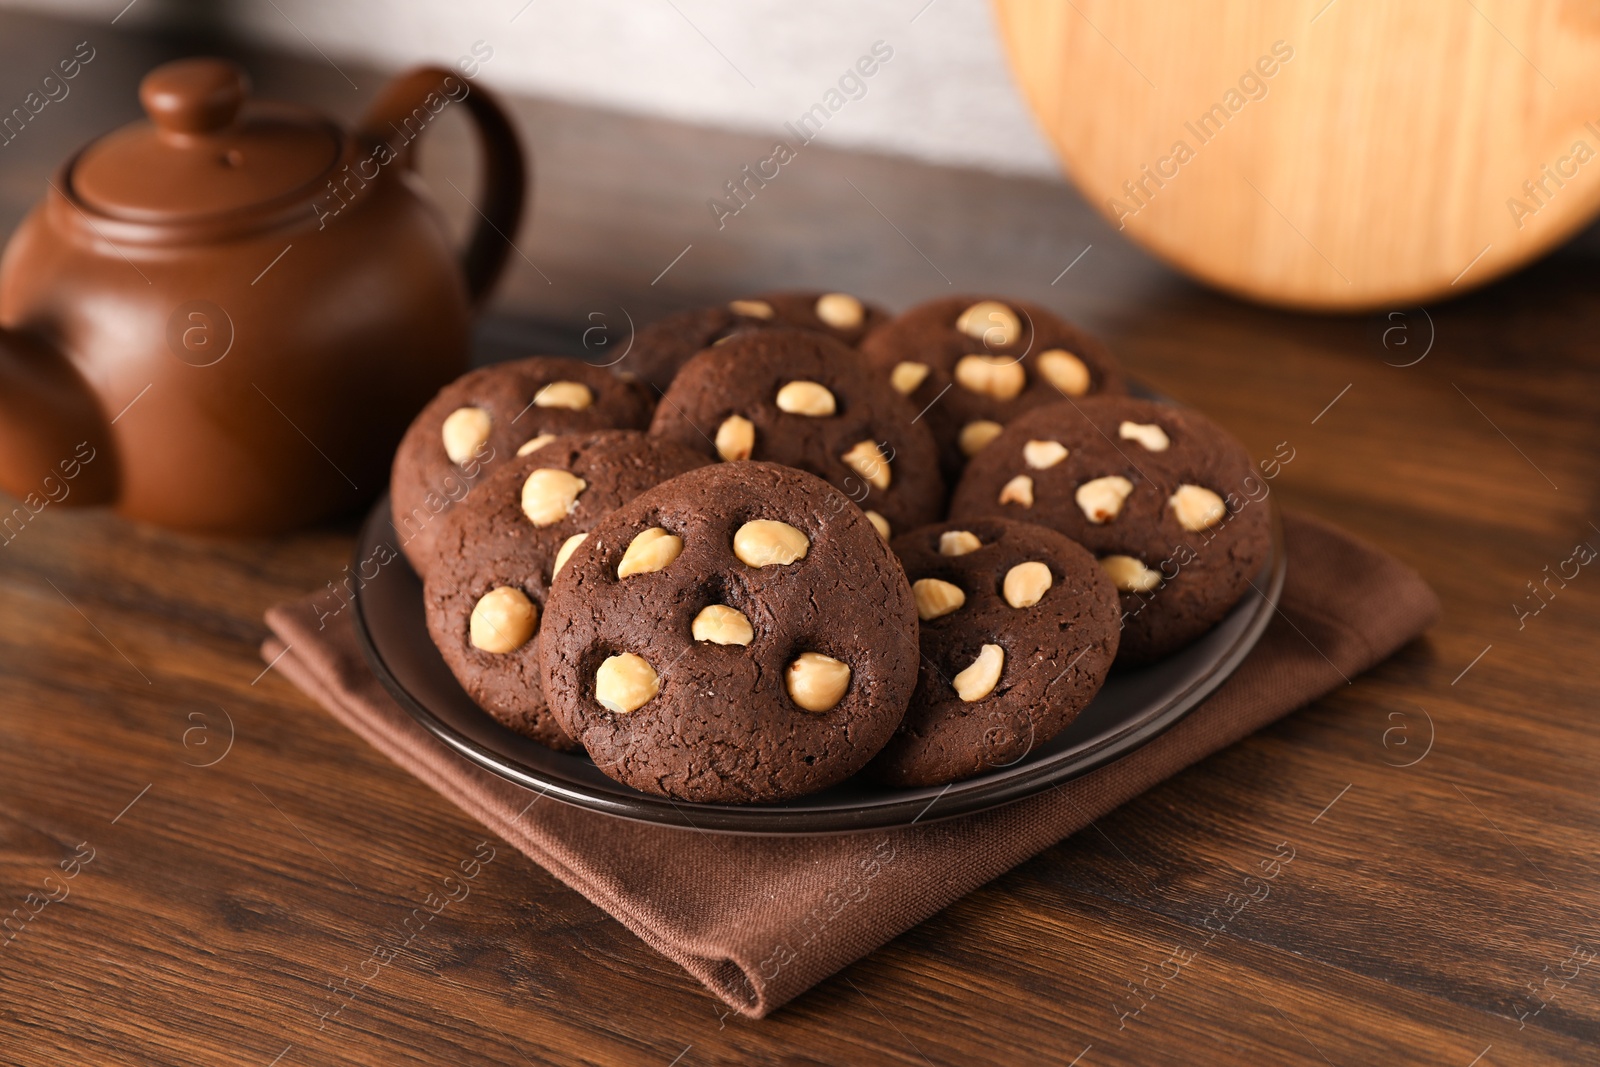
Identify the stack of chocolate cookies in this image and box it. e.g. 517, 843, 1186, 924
391, 293, 1270, 803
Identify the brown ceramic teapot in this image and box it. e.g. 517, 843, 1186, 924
0, 57, 525, 534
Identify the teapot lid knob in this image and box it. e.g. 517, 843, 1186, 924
140, 58, 249, 136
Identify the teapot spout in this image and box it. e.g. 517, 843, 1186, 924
0, 327, 115, 515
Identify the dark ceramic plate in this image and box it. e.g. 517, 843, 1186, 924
352, 496, 1285, 835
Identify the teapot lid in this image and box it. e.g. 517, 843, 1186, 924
69, 58, 342, 223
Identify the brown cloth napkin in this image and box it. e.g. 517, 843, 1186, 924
261, 511, 1436, 1018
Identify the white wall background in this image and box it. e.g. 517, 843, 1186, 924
5, 0, 1062, 176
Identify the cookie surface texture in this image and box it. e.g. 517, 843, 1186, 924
860, 295, 1127, 483
392, 356, 655, 575
539, 462, 918, 803
650, 327, 944, 539
871, 517, 1120, 787
424, 431, 709, 749
624, 290, 889, 394
949, 396, 1271, 664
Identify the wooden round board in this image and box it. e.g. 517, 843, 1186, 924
994, 0, 1600, 309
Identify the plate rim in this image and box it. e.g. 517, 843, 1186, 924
353, 496, 1286, 835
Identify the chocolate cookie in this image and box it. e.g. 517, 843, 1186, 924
623, 290, 889, 394
870, 518, 1120, 787
859, 295, 1127, 483
391, 357, 655, 577
949, 397, 1272, 664
539, 462, 918, 803
423, 431, 711, 750
649, 329, 944, 539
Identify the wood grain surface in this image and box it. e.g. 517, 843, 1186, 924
995, 0, 1600, 310
1, 10, 1597, 1066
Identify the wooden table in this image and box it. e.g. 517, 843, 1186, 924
2, 11, 1597, 1066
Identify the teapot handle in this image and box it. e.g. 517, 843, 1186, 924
357, 67, 528, 306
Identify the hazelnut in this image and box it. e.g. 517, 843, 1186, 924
521, 469, 587, 527
692, 604, 754, 646
1100, 554, 1161, 593
815, 292, 864, 330
1023, 439, 1069, 469
775, 380, 836, 417
441, 406, 492, 466
733, 519, 809, 567
715, 415, 756, 461
617, 526, 683, 578
1037, 350, 1090, 396
913, 578, 966, 620
729, 298, 775, 320
1169, 484, 1226, 531
468, 586, 537, 654
959, 420, 1005, 457
998, 474, 1034, 508
533, 381, 593, 411
956, 300, 1021, 347
953, 643, 1005, 702
1003, 561, 1053, 608
939, 530, 982, 556
841, 439, 891, 490
864, 510, 891, 541
595, 652, 660, 714
786, 652, 851, 712
1075, 475, 1133, 523
1119, 420, 1170, 452
890, 360, 930, 394
552, 532, 587, 579
516, 432, 556, 457
953, 354, 1026, 400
